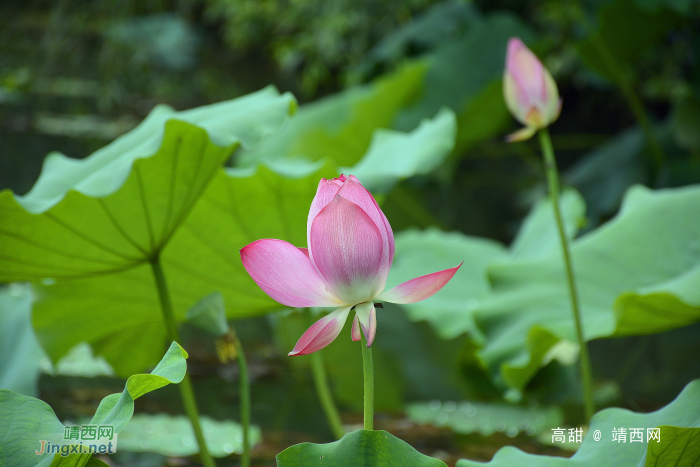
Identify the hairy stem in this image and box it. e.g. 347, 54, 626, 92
361, 335, 374, 431
150, 258, 216, 467
538, 129, 595, 422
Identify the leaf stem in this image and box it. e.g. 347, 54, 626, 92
303, 309, 344, 439
150, 258, 217, 467
584, 22, 666, 170
538, 129, 595, 422
310, 350, 345, 439
361, 334, 374, 430
229, 327, 251, 467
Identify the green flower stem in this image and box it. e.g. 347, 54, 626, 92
310, 350, 345, 439
229, 328, 251, 467
305, 309, 344, 439
361, 334, 374, 431
150, 258, 216, 467
538, 129, 595, 422
590, 35, 665, 169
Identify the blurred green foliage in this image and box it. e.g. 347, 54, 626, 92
196, 0, 438, 95
2, 0, 700, 464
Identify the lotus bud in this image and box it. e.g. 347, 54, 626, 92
503, 37, 562, 142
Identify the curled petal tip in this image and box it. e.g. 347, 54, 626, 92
377, 262, 462, 304
506, 37, 525, 58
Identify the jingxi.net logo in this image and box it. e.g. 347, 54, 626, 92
36, 424, 117, 457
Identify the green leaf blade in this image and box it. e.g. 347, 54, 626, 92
457, 380, 700, 467
0, 284, 45, 397
385, 228, 507, 340
0, 87, 297, 283
276, 430, 447, 467
646, 426, 700, 467
90, 341, 188, 432
475, 184, 700, 394
0, 343, 187, 467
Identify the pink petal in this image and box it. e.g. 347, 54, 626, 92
299, 247, 310, 258
310, 195, 384, 305
336, 176, 394, 296
354, 302, 377, 347
288, 305, 353, 356
376, 262, 463, 304
351, 315, 361, 342
307, 177, 345, 254
506, 37, 544, 111
240, 239, 343, 308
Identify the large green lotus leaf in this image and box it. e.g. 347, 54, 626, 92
276, 430, 447, 467
457, 379, 700, 467
476, 184, 700, 394
507, 189, 586, 260
0, 284, 45, 397
342, 108, 456, 193
0, 391, 64, 467
32, 162, 335, 376
384, 189, 583, 341
385, 228, 507, 341
0, 342, 187, 467
12, 85, 296, 214
645, 426, 700, 466
237, 61, 427, 172
0, 120, 232, 281
564, 128, 645, 223
0, 87, 296, 282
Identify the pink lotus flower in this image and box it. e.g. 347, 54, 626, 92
503, 37, 562, 142
240, 175, 461, 356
